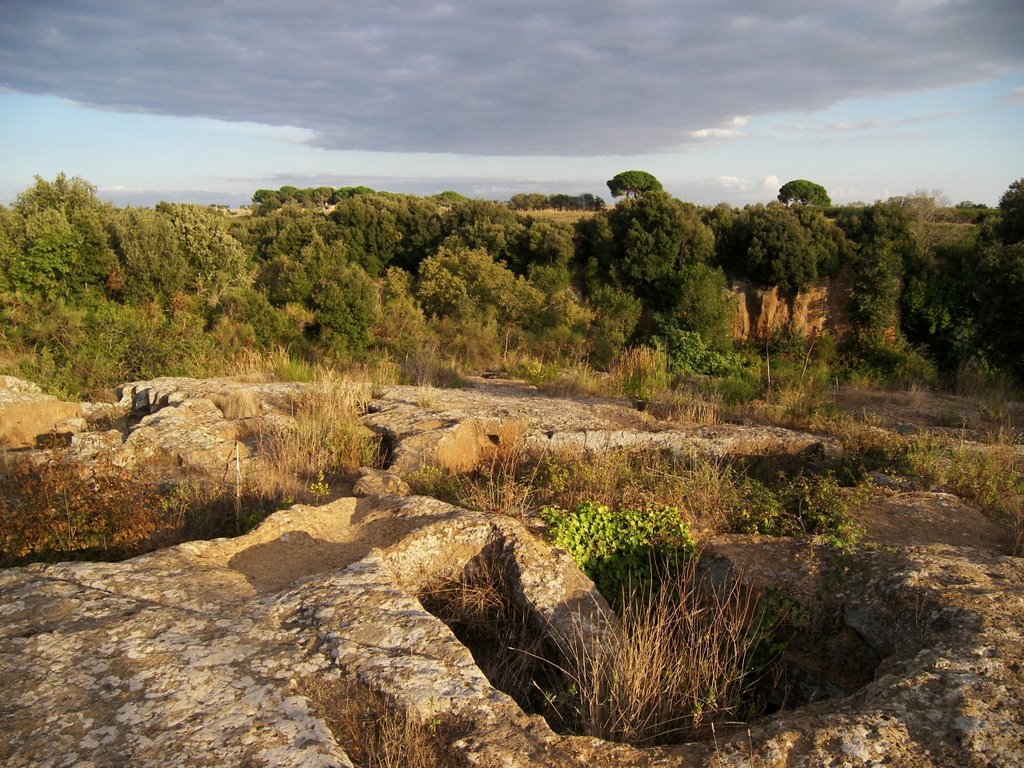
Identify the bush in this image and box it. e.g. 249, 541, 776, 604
0, 455, 169, 564
611, 346, 669, 401
729, 473, 861, 551
540, 501, 695, 601
661, 326, 741, 377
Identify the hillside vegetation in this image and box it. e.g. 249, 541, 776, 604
0, 173, 1022, 401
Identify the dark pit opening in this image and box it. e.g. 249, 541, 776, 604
417, 545, 567, 726
420, 546, 892, 749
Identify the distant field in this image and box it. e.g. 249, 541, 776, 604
520, 208, 601, 224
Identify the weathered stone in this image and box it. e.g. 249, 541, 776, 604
364, 378, 841, 475
0, 375, 83, 449
3, 375, 1023, 767
3, 483, 1022, 767
353, 468, 411, 497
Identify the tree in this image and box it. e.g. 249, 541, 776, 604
778, 179, 831, 207
110, 206, 189, 304
416, 246, 542, 326
603, 193, 714, 311
9, 209, 83, 297
310, 260, 378, 354
974, 242, 1024, 377
14, 174, 117, 292
996, 178, 1024, 246
157, 203, 252, 301
607, 170, 663, 199
741, 203, 818, 292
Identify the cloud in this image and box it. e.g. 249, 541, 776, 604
1, 1, 1021, 156
690, 116, 750, 140
772, 109, 968, 137
714, 175, 751, 191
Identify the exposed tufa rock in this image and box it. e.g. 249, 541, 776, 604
729, 274, 853, 343
363, 378, 841, 475
3, 375, 1023, 766
2, 492, 1022, 767
0, 376, 83, 449
353, 467, 412, 497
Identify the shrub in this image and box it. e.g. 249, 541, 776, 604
0, 454, 169, 564
0, 453, 277, 565
540, 501, 695, 601
660, 326, 740, 377
728, 473, 861, 551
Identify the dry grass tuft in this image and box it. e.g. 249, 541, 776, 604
611, 346, 670, 402
645, 388, 721, 425
298, 673, 467, 768
539, 366, 607, 399
555, 560, 780, 746
536, 448, 738, 534
902, 433, 1024, 555
249, 377, 381, 502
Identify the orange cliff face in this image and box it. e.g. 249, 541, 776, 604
728, 275, 853, 343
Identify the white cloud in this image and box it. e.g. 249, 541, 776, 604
691, 116, 750, 140
714, 175, 751, 190
762, 175, 781, 192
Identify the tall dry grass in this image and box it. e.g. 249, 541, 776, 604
611, 346, 670, 401
249, 377, 381, 502
895, 431, 1024, 555
298, 673, 466, 768
535, 448, 738, 533
554, 559, 778, 745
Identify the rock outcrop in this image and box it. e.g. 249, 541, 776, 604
729, 275, 853, 343
2, 374, 1022, 767
2, 491, 1021, 767
363, 379, 841, 475
0, 375, 83, 450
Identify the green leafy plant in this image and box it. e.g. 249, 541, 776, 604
308, 471, 331, 502
729, 472, 862, 552
540, 500, 695, 600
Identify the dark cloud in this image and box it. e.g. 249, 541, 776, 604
1, 1, 1021, 155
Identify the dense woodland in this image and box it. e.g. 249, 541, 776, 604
1, 172, 1022, 400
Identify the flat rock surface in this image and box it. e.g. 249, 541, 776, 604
2, 491, 1022, 767
2, 375, 1023, 767
364, 378, 841, 474
0, 376, 83, 450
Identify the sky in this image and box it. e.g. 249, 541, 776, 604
1, 1, 1022, 208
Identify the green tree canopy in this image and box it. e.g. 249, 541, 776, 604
12, 174, 117, 293
597, 192, 715, 311
995, 178, 1024, 246
607, 170, 663, 199
110, 207, 189, 304
416, 246, 542, 326
778, 179, 832, 207
156, 203, 252, 302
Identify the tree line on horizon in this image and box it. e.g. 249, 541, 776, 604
0, 171, 1021, 400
